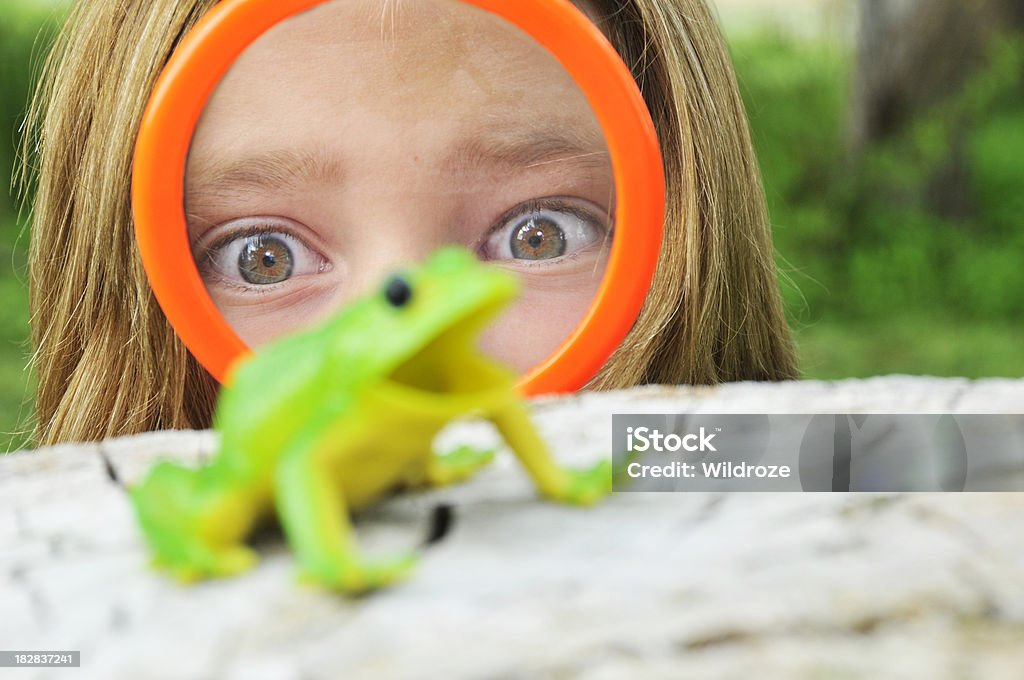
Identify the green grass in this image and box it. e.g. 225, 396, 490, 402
795, 317, 1024, 380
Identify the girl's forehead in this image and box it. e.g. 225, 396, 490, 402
189, 0, 606, 174
229, 0, 572, 85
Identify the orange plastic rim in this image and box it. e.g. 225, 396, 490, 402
132, 0, 665, 395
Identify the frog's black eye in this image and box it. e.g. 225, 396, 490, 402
384, 275, 413, 308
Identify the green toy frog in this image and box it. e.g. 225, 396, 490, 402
130, 247, 611, 593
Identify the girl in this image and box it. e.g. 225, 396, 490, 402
23, 0, 798, 446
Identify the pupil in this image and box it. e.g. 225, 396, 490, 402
528, 234, 543, 248
262, 252, 276, 268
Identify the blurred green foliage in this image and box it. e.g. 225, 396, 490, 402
731, 30, 1024, 378
1, 3, 60, 451
1, 4, 58, 222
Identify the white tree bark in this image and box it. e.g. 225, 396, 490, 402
2, 377, 1023, 679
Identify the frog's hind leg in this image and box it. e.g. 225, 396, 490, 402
130, 460, 258, 582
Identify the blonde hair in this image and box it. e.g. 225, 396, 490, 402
23, 0, 797, 446
588, 0, 797, 388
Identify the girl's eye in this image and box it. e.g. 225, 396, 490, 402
481, 200, 610, 263
200, 230, 328, 287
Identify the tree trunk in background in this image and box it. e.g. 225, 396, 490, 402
851, 0, 1024, 219
853, 0, 1023, 147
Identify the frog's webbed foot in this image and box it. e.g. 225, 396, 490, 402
545, 460, 613, 507
152, 544, 259, 583
422, 445, 496, 487
296, 552, 418, 594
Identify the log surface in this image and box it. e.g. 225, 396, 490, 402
2, 377, 1023, 679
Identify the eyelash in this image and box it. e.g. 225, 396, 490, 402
200, 222, 298, 257
490, 197, 611, 235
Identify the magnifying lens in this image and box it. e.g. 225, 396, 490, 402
133, 0, 664, 396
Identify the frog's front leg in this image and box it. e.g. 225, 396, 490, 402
490, 401, 612, 506
274, 434, 417, 594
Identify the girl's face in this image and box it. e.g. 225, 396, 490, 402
185, 0, 614, 373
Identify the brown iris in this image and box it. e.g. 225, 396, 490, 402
510, 217, 566, 260
238, 235, 294, 284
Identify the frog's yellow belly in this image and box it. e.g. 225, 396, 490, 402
322, 381, 514, 509
332, 426, 438, 509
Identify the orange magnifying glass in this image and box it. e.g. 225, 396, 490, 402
132, 0, 664, 395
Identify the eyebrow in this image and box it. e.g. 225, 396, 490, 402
443, 127, 610, 175
185, 126, 610, 215
186, 147, 345, 208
